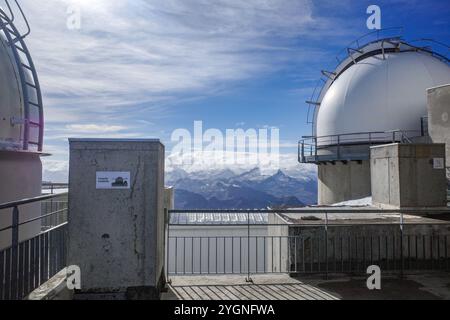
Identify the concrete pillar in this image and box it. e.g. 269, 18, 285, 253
371, 143, 447, 208
68, 139, 165, 299
164, 187, 174, 211
0, 151, 42, 250
318, 160, 371, 205
427, 84, 450, 184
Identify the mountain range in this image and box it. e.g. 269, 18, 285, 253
166, 167, 317, 209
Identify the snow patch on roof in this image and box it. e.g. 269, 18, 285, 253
331, 197, 372, 207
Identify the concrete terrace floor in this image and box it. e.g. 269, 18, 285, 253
163, 273, 450, 300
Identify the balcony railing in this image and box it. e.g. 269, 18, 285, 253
167, 209, 450, 282
0, 193, 68, 300
298, 130, 421, 164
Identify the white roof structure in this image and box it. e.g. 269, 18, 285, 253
170, 212, 269, 225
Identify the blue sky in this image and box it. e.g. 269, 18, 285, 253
14, 0, 450, 181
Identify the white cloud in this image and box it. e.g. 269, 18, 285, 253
18, 0, 331, 124
41, 159, 69, 183
66, 124, 128, 133
10, 0, 353, 182
166, 149, 317, 178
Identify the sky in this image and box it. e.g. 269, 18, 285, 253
7, 0, 450, 181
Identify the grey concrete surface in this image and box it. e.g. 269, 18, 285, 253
68, 139, 165, 299
315, 273, 450, 300
428, 84, 450, 171
318, 160, 371, 205
165, 187, 174, 211
371, 143, 447, 208
27, 268, 74, 300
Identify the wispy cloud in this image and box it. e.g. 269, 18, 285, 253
19, 0, 352, 123
66, 124, 128, 133
12, 0, 358, 180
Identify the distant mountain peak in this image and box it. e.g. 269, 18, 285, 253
274, 169, 285, 176
235, 167, 264, 181
166, 165, 318, 209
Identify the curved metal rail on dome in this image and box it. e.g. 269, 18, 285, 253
304, 28, 450, 139
0, 0, 43, 152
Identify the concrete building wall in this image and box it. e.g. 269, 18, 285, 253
0, 151, 42, 250
427, 84, 450, 183
164, 187, 174, 211
371, 144, 447, 208
268, 214, 289, 273
68, 139, 165, 299
318, 160, 371, 205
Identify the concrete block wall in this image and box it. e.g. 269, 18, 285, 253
428, 84, 450, 185
371, 143, 447, 208
318, 160, 371, 205
68, 139, 165, 299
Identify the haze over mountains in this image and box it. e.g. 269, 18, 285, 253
166, 167, 317, 209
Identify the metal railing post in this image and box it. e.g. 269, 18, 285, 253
246, 211, 253, 283
337, 135, 341, 160
11, 206, 19, 300
301, 141, 305, 163
400, 212, 404, 279
165, 208, 171, 285
325, 212, 329, 280
314, 137, 318, 161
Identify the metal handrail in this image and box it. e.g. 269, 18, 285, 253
0, 193, 69, 300
0, 193, 68, 211
0, 0, 14, 21
169, 208, 450, 215
335, 28, 404, 64
167, 208, 450, 280
298, 130, 422, 163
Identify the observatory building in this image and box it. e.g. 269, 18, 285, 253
300, 33, 450, 206
0, 4, 44, 248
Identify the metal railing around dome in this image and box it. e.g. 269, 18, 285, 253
298, 130, 421, 164
305, 28, 405, 131
0, 1, 44, 152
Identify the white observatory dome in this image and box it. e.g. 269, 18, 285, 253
316, 51, 450, 142
0, 33, 24, 150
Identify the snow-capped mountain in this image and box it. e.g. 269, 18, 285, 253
166, 166, 317, 209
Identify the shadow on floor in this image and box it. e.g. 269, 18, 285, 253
316, 278, 443, 300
